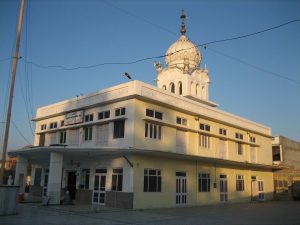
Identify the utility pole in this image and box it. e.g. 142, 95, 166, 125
0, 0, 25, 184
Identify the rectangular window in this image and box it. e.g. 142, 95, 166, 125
237, 142, 243, 155
200, 123, 210, 132
84, 126, 93, 141
155, 111, 163, 120
250, 136, 256, 143
98, 110, 110, 120
199, 173, 211, 192
115, 107, 126, 116
113, 120, 125, 138
49, 122, 57, 129
145, 122, 161, 140
146, 109, 163, 120
59, 131, 66, 144
235, 132, 243, 140
219, 128, 227, 136
41, 124, 47, 130
60, 120, 64, 127
111, 168, 123, 191
80, 169, 90, 189
236, 175, 244, 191
144, 169, 161, 192
176, 117, 187, 126
199, 134, 210, 149
85, 114, 94, 122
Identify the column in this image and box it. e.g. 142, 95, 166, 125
14, 155, 28, 192
47, 152, 63, 204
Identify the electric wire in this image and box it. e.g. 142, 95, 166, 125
0, 121, 31, 145
24, 0, 34, 136
19, 17, 300, 86
205, 46, 300, 85
102, 0, 177, 36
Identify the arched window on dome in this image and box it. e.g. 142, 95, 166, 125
197, 84, 203, 97
191, 81, 195, 95
178, 82, 182, 95
196, 84, 199, 96
170, 83, 175, 93
162, 85, 167, 90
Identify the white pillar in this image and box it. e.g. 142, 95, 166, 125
128, 167, 134, 192
14, 155, 27, 192
48, 152, 63, 204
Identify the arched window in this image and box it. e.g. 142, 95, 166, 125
170, 83, 175, 93
178, 82, 182, 95
162, 85, 166, 90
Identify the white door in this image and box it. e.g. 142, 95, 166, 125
176, 172, 187, 205
220, 174, 228, 202
251, 176, 258, 201
219, 139, 227, 159
258, 180, 265, 200
93, 169, 107, 205
96, 124, 109, 146
176, 130, 187, 154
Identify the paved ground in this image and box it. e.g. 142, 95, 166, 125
1, 200, 300, 225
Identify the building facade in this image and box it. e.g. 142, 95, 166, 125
273, 136, 300, 194
10, 14, 274, 209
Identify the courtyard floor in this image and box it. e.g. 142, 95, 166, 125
1, 200, 300, 225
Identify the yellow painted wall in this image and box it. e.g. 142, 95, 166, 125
132, 155, 274, 209
133, 99, 273, 165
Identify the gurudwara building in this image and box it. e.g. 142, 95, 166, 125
10, 14, 274, 209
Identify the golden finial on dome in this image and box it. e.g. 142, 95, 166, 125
180, 10, 186, 35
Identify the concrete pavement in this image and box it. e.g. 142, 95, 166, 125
1, 200, 300, 225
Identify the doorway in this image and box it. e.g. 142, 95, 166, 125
67, 171, 77, 200
176, 172, 187, 205
93, 169, 107, 205
220, 174, 228, 202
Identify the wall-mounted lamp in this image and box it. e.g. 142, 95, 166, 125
124, 72, 133, 80
195, 115, 200, 121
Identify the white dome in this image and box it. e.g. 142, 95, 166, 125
165, 35, 201, 68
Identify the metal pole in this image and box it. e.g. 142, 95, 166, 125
0, 0, 25, 184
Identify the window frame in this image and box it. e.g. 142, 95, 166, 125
219, 128, 227, 136
145, 122, 162, 140
111, 168, 123, 191
146, 108, 163, 120
176, 117, 187, 126
250, 136, 256, 143
200, 123, 210, 132
84, 126, 93, 141
59, 130, 67, 144
84, 114, 94, 122
80, 168, 90, 189
236, 175, 245, 191
49, 122, 57, 129
115, 107, 126, 117
199, 134, 211, 149
113, 120, 125, 139
98, 110, 110, 120
143, 169, 161, 192
41, 124, 47, 130
198, 173, 211, 192
235, 132, 244, 140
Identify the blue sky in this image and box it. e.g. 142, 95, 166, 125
1, 0, 300, 150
